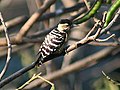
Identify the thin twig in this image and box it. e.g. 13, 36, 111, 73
0, 62, 36, 88
89, 41, 120, 47
96, 34, 115, 42
0, 13, 12, 80
85, 20, 101, 38
0, 15, 28, 32
103, 10, 120, 44
17, 73, 41, 90
107, 31, 120, 44
83, 0, 90, 10
102, 71, 120, 85
17, 73, 55, 90
101, 8, 120, 35
70, 37, 120, 47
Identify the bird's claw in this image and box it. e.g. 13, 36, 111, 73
65, 49, 68, 55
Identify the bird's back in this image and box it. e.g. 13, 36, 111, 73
37, 28, 66, 64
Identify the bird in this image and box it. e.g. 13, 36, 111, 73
36, 19, 75, 66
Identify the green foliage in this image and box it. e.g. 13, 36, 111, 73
19, 48, 36, 78
106, 0, 112, 4
104, 0, 120, 27
50, 84, 55, 90
73, 0, 102, 24
93, 77, 120, 90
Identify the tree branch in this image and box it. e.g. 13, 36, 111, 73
0, 6, 86, 46
24, 47, 118, 89
0, 0, 56, 46
15, 0, 56, 42
0, 13, 12, 80
0, 15, 28, 32
0, 2, 85, 32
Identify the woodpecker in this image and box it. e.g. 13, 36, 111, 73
37, 19, 74, 65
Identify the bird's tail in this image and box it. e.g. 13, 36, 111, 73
35, 53, 43, 66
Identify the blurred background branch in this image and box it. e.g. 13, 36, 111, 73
0, 12, 12, 80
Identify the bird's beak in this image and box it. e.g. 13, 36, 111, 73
72, 24, 78, 28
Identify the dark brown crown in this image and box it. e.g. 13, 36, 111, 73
59, 19, 72, 26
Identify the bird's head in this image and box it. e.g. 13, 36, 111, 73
57, 19, 73, 33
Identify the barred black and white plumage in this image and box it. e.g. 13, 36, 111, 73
37, 19, 73, 65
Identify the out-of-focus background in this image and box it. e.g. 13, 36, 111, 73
0, 0, 120, 90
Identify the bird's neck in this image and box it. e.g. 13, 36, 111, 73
57, 26, 64, 33
57, 25, 68, 33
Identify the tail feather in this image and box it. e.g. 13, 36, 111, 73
36, 53, 43, 66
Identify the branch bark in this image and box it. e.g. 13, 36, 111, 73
24, 47, 118, 89
15, 0, 56, 42
0, 0, 56, 46
0, 2, 85, 32
0, 13, 12, 80
0, 6, 86, 46
0, 15, 28, 32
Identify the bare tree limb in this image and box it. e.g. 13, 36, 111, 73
15, 0, 56, 42
0, 44, 33, 57
0, 2, 85, 32
0, 0, 56, 46
24, 46, 118, 89
0, 15, 28, 32
83, 0, 90, 10
0, 12, 12, 80
0, 6, 86, 46
89, 41, 120, 47
0, 61, 37, 88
